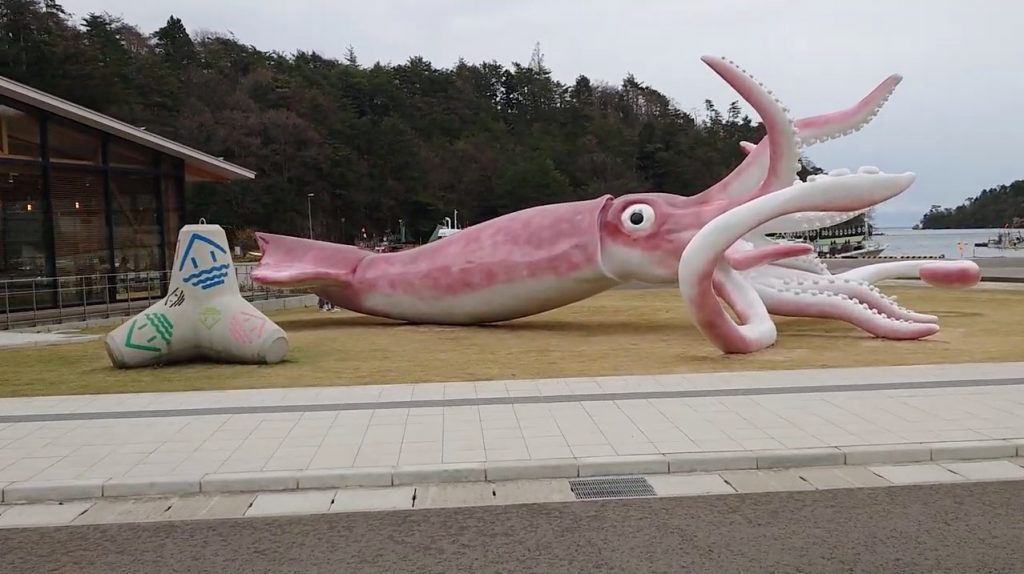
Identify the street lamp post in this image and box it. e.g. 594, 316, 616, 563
306, 193, 314, 239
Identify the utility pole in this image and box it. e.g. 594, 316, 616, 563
306, 193, 314, 239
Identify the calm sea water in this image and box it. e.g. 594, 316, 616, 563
874, 228, 1024, 259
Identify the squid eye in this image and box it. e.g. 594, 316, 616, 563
621, 204, 656, 232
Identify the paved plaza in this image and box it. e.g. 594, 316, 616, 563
0, 362, 1023, 505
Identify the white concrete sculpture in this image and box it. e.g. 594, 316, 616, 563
105, 222, 289, 368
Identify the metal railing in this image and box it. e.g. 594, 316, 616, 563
1, 264, 308, 330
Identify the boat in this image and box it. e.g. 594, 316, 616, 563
975, 225, 1024, 250
428, 210, 463, 242
768, 222, 887, 259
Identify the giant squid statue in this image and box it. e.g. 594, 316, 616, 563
251, 55, 980, 354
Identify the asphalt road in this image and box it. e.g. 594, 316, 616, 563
2, 481, 1022, 574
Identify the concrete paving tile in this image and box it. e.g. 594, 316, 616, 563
398, 450, 443, 466
216, 460, 267, 474
15, 445, 75, 458
330, 487, 415, 512
527, 446, 574, 459
737, 438, 786, 451
796, 467, 892, 490
0, 457, 62, 482
868, 464, 966, 485
442, 450, 486, 463
563, 433, 612, 447
353, 448, 400, 467
719, 470, 815, 493
307, 449, 359, 470
693, 439, 744, 451
262, 456, 314, 471
520, 425, 562, 438
246, 490, 336, 517
652, 441, 700, 454
645, 474, 735, 496
106, 498, 178, 523
20, 464, 91, 482
483, 437, 528, 451
415, 482, 496, 509
186, 494, 255, 519
610, 443, 660, 456
160, 495, 218, 521
493, 479, 576, 505
484, 449, 530, 462
570, 445, 616, 458
122, 463, 181, 478
73, 499, 138, 524
524, 436, 568, 449
941, 460, 1024, 481
0, 501, 94, 528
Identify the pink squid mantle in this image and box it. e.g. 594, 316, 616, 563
254, 191, 733, 324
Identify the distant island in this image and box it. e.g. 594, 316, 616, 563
918, 179, 1024, 229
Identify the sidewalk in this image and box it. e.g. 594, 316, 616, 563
1, 362, 1023, 503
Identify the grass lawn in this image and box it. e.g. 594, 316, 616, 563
0, 285, 1019, 398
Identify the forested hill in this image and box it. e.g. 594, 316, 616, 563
918, 180, 1024, 229
1, 0, 825, 244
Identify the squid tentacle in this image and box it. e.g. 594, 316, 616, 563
837, 260, 981, 289
679, 170, 918, 353
753, 284, 939, 341
755, 271, 939, 324
701, 57, 803, 200
699, 56, 802, 203
699, 73, 902, 205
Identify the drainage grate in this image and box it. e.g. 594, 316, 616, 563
569, 476, 657, 500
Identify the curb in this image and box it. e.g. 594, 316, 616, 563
3, 439, 1023, 504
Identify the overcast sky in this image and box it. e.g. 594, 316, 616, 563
58, 0, 1024, 226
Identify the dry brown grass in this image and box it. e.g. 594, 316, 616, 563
0, 285, 1019, 397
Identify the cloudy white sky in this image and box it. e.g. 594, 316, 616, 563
58, 0, 1024, 226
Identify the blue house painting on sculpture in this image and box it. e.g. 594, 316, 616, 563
178, 233, 230, 290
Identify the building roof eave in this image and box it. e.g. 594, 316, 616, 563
0, 75, 256, 182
